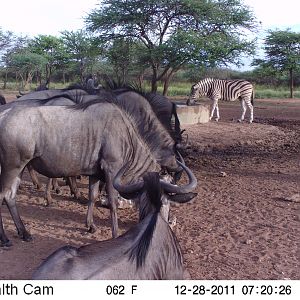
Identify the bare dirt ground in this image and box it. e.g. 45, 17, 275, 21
0, 94, 299, 280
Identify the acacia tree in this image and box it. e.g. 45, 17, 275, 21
7, 52, 47, 89
61, 30, 102, 83
0, 28, 29, 88
85, 0, 258, 95
254, 29, 300, 98
28, 35, 67, 86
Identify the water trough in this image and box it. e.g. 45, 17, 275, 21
176, 104, 210, 125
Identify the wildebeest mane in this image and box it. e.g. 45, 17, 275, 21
69, 88, 175, 161
103, 78, 182, 143
68, 91, 117, 111
127, 172, 162, 269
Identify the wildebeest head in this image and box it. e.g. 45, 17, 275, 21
113, 160, 197, 210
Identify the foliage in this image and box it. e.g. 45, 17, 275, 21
27, 35, 68, 85
61, 30, 103, 82
85, 0, 258, 94
8, 51, 48, 88
252, 29, 300, 98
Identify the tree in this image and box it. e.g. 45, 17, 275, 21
28, 35, 67, 86
253, 29, 300, 98
85, 0, 258, 95
1, 30, 29, 88
7, 52, 47, 89
61, 30, 102, 83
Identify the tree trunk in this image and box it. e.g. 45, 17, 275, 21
162, 71, 175, 96
151, 65, 158, 92
3, 69, 8, 89
289, 68, 294, 98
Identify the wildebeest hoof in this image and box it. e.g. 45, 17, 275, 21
0, 240, 12, 248
43, 199, 51, 206
88, 225, 97, 234
36, 184, 43, 191
19, 232, 33, 242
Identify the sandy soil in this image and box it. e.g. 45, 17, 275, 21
0, 95, 299, 280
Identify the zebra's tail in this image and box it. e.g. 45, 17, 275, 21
251, 89, 255, 106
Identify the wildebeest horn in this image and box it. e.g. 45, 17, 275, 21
18, 90, 29, 96
113, 163, 144, 196
160, 160, 197, 194
176, 150, 185, 164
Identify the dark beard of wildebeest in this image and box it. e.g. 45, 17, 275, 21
7, 87, 183, 233
32, 163, 197, 280
0, 99, 181, 247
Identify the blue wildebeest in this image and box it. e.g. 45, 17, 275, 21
7, 87, 185, 230
7, 88, 184, 232
16, 88, 185, 232
32, 161, 197, 280
0, 98, 182, 246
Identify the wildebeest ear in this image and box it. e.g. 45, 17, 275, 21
169, 192, 197, 203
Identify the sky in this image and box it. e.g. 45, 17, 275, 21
0, 0, 299, 69
0, 0, 99, 37
1, 0, 299, 37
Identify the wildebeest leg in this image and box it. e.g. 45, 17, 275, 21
86, 176, 100, 233
0, 171, 32, 245
0, 205, 11, 247
106, 175, 119, 238
52, 178, 60, 194
44, 178, 53, 206
66, 177, 81, 199
27, 164, 42, 190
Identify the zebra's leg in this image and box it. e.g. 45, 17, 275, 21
246, 99, 254, 123
210, 99, 218, 121
238, 99, 247, 122
215, 103, 220, 121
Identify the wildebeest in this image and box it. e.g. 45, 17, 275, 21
0, 98, 182, 246
13, 87, 184, 231
5, 86, 185, 230
32, 161, 197, 280
0, 93, 6, 105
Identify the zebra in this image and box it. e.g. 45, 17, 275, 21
186, 78, 254, 123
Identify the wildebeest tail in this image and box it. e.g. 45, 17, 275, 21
172, 102, 181, 140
